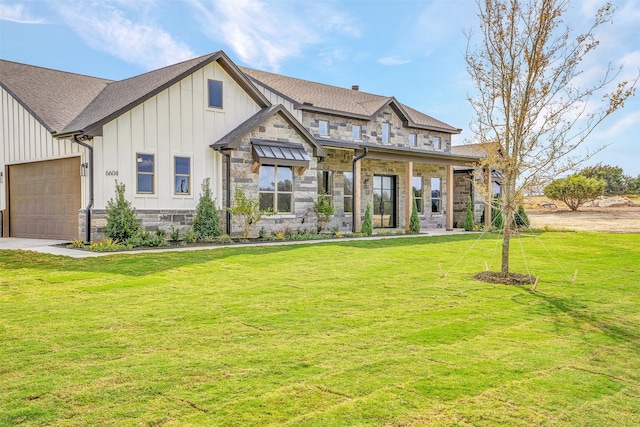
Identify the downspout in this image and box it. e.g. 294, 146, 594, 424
215, 147, 232, 236
72, 134, 94, 243
352, 147, 369, 232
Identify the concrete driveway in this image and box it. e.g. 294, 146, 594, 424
0, 238, 104, 258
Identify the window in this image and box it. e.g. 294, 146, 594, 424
259, 165, 293, 213
174, 156, 190, 195
433, 136, 441, 149
352, 125, 361, 140
319, 120, 329, 136
343, 172, 353, 213
409, 134, 417, 147
382, 123, 390, 142
318, 170, 333, 196
208, 79, 223, 108
412, 176, 423, 213
431, 177, 441, 213
137, 153, 154, 194
492, 181, 502, 196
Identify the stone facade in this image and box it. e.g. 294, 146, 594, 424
302, 106, 452, 152
452, 171, 487, 228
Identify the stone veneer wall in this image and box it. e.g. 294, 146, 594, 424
453, 172, 486, 228
302, 106, 452, 152
224, 113, 320, 237
82, 209, 195, 242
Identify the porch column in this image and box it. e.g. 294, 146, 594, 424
353, 158, 362, 232
484, 167, 492, 227
446, 165, 454, 231
405, 162, 413, 232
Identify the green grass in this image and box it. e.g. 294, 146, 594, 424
1, 232, 639, 426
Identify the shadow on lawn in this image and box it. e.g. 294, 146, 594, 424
0, 233, 482, 277
524, 288, 640, 353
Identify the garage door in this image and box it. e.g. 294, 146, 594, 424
9, 157, 81, 240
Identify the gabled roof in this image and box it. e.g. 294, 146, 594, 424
62, 51, 270, 136
211, 104, 328, 157
451, 143, 489, 158
240, 67, 461, 134
0, 59, 111, 133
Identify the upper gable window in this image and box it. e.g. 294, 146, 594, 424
352, 125, 361, 140
319, 120, 329, 136
382, 123, 390, 142
409, 134, 417, 147
433, 136, 441, 150
208, 80, 223, 108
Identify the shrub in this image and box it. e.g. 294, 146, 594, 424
182, 229, 198, 244
544, 174, 606, 211
314, 194, 335, 232
216, 234, 233, 244
515, 204, 530, 228
361, 203, 373, 236
463, 197, 474, 231
409, 195, 421, 234
89, 238, 125, 252
104, 181, 140, 241
170, 226, 180, 242
192, 178, 222, 240
68, 239, 85, 248
228, 186, 272, 238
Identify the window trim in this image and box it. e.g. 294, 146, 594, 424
430, 177, 442, 213
318, 120, 329, 136
174, 155, 191, 196
259, 165, 294, 213
382, 123, 390, 142
207, 79, 223, 109
412, 176, 423, 214
136, 153, 155, 194
343, 171, 353, 213
352, 125, 361, 140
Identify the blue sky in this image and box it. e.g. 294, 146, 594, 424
1, 0, 638, 176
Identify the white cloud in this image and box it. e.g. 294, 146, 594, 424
56, 1, 194, 70
188, 0, 360, 71
0, 3, 44, 23
377, 56, 411, 66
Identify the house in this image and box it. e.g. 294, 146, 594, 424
0, 51, 481, 241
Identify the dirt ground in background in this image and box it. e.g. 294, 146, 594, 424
524, 196, 640, 233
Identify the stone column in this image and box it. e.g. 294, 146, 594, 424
446, 165, 454, 230
485, 167, 492, 227
354, 158, 362, 232
405, 161, 413, 232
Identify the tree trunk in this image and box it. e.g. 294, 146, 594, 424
501, 232, 510, 275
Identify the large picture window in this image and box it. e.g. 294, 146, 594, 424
208, 79, 223, 108
137, 153, 154, 194
174, 156, 190, 195
412, 176, 423, 213
343, 172, 353, 213
431, 177, 442, 213
259, 165, 293, 213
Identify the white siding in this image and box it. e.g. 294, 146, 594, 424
95, 61, 262, 210
0, 87, 88, 211
253, 84, 302, 122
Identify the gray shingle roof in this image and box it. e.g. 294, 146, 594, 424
62, 51, 269, 136
450, 143, 489, 158
240, 67, 461, 134
0, 59, 111, 133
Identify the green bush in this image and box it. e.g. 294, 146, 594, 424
515, 204, 530, 228
228, 186, 273, 238
192, 178, 222, 240
361, 203, 373, 236
409, 196, 421, 234
104, 181, 140, 241
544, 174, 606, 211
314, 194, 335, 232
182, 229, 198, 244
463, 197, 474, 231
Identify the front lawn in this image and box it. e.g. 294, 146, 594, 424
1, 232, 639, 425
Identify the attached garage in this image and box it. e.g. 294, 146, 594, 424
7, 157, 81, 240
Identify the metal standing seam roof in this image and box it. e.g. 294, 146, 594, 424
251, 139, 311, 167
239, 67, 461, 133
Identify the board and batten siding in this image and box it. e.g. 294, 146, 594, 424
252, 84, 302, 122
0, 87, 88, 211
95, 61, 263, 210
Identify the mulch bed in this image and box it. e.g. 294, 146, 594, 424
474, 271, 536, 285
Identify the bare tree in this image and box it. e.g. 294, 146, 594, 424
465, 0, 637, 275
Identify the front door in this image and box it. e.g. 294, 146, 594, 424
373, 175, 396, 228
